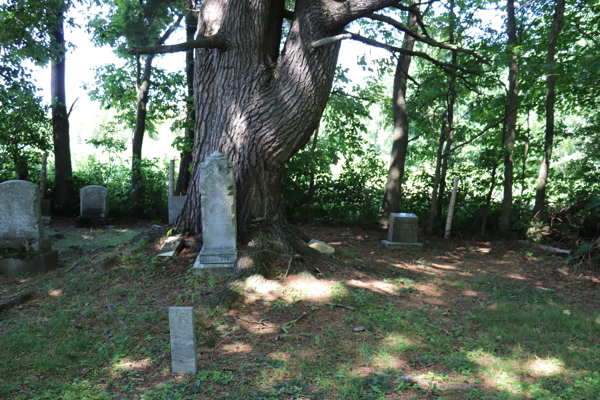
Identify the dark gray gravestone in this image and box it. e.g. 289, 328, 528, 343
381, 213, 422, 251
169, 307, 197, 374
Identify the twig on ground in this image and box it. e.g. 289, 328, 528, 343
327, 302, 356, 311
0, 292, 34, 312
396, 375, 481, 390
424, 322, 452, 336
104, 296, 126, 327
0, 378, 44, 398
236, 316, 267, 326
280, 312, 307, 332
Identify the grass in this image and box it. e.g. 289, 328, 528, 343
1, 225, 599, 399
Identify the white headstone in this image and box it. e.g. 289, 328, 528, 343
169, 307, 197, 374
80, 185, 108, 218
192, 151, 237, 276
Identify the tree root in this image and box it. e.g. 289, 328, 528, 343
194, 224, 332, 309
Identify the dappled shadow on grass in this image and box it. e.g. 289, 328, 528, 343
1, 224, 599, 399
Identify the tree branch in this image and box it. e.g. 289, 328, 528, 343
443, 116, 506, 156
127, 36, 229, 55
67, 97, 78, 118
155, 14, 184, 47
367, 13, 488, 63
311, 33, 352, 48
346, 32, 481, 77
327, 0, 406, 29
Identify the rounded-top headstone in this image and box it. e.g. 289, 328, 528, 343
0, 180, 42, 240
80, 185, 109, 218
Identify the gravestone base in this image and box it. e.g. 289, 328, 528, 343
0, 249, 59, 276
191, 257, 235, 276
381, 240, 423, 251
168, 196, 186, 224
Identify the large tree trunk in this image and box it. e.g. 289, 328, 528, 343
533, 0, 566, 222
498, 0, 520, 235
381, 0, 420, 227
51, 6, 73, 212
175, 0, 399, 307
175, 0, 198, 195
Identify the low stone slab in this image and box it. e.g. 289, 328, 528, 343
381, 240, 423, 251
308, 239, 335, 257
158, 237, 185, 257
169, 306, 197, 374
168, 196, 186, 224
388, 213, 419, 243
0, 249, 59, 276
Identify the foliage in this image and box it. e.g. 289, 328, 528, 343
284, 70, 387, 225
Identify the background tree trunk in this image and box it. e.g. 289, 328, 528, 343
175, 0, 198, 195
51, 6, 73, 212
498, 0, 520, 235
130, 55, 154, 205
381, 0, 420, 227
426, 118, 447, 234
533, 0, 566, 221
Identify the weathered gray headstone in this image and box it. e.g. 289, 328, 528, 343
168, 196, 186, 224
41, 199, 51, 221
381, 213, 422, 251
191, 151, 237, 276
80, 185, 108, 218
169, 306, 197, 374
0, 180, 58, 276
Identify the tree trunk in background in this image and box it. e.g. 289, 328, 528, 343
175, 0, 198, 195
426, 118, 447, 235
381, 0, 420, 227
51, 7, 73, 212
533, 0, 566, 221
520, 121, 529, 218
130, 55, 154, 205
481, 157, 500, 235
498, 0, 520, 235
306, 126, 320, 223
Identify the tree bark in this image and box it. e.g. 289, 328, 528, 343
533, 0, 566, 222
426, 118, 447, 235
498, 0, 520, 235
174, 0, 400, 306
381, 0, 420, 227
51, 6, 73, 212
481, 157, 500, 235
175, 0, 198, 196
130, 55, 154, 205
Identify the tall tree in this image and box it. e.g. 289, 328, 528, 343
381, 0, 420, 227
89, 0, 183, 206
50, 0, 73, 211
498, 0, 520, 234
532, 0, 566, 221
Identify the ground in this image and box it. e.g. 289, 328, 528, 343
0, 219, 599, 400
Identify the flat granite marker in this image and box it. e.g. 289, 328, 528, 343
0, 180, 58, 276
381, 213, 423, 251
169, 307, 197, 374
191, 151, 237, 276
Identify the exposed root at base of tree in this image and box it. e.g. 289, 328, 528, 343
194, 225, 341, 309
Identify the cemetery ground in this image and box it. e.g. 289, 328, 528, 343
1, 221, 599, 400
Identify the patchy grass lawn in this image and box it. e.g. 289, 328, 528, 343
1, 221, 599, 399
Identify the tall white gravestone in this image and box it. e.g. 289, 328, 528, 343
0, 180, 58, 276
191, 151, 237, 276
